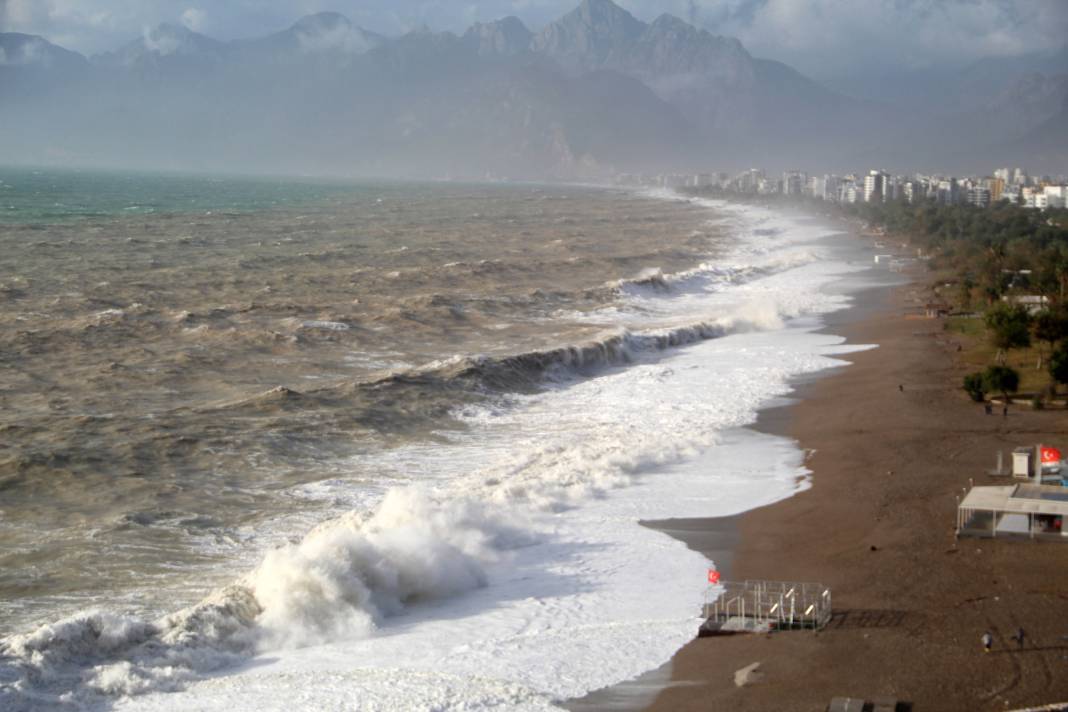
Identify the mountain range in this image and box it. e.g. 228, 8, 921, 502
2, 0, 1065, 178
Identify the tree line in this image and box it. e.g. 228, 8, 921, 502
842, 198, 1068, 405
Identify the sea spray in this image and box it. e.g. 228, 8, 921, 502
0, 587, 259, 710
249, 488, 532, 649
0, 488, 534, 709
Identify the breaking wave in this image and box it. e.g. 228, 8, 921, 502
0, 489, 532, 711
0, 289, 801, 710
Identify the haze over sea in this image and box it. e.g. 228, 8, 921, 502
0, 168, 868, 710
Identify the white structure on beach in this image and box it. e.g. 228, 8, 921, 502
957, 484, 1068, 540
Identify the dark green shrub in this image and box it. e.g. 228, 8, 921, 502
983, 365, 1020, 402
1050, 342, 1068, 389
963, 372, 986, 402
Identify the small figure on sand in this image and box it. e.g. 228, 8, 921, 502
982, 631, 993, 653
1002, 405, 1008, 418
1014, 627, 1025, 649
898, 384, 904, 392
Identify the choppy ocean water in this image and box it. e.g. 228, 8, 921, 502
0, 168, 871, 711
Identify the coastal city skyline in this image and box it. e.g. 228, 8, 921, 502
619, 164, 1068, 209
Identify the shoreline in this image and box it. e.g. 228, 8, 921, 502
571, 202, 1068, 711
638, 262, 1068, 709
566, 209, 894, 712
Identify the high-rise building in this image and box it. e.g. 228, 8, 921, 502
863, 170, 889, 203
825, 175, 841, 201
903, 181, 924, 204
937, 179, 958, 205
693, 173, 714, 188
985, 177, 1005, 202
735, 168, 763, 193
1022, 187, 1037, 207
782, 171, 806, 196
967, 186, 991, 207
838, 181, 858, 204
1044, 186, 1067, 209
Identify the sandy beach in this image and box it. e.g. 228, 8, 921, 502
638, 271, 1068, 710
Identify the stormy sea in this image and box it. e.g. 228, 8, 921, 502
0, 167, 868, 711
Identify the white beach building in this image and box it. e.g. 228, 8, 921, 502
957, 484, 1068, 540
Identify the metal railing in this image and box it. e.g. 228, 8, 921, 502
703, 580, 832, 631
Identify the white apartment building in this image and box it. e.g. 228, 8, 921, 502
863, 170, 889, 203
968, 186, 991, 207
1043, 186, 1067, 208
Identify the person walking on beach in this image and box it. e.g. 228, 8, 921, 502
982, 631, 993, 653
1014, 627, 1026, 649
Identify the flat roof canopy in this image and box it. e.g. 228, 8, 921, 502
960, 484, 1068, 516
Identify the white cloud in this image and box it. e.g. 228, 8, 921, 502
181, 7, 206, 32
678, 0, 1068, 75
1, 0, 1063, 78
5, 0, 42, 27
142, 25, 179, 55
296, 24, 374, 54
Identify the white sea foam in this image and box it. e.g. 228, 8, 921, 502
248, 488, 532, 650
300, 320, 350, 331
0, 196, 879, 711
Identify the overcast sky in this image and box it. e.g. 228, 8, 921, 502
2, 0, 1065, 78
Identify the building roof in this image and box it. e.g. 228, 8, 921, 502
960, 484, 1068, 517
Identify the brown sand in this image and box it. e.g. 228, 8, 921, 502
641, 278, 1068, 711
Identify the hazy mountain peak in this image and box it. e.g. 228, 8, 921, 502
291, 12, 351, 32
143, 23, 219, 56
463, 16, 533, 57
91, 22, 223, 69
288, 12, 382, 54
572, 0, 644, 35
0, 33, 87, 69
407, 23, 435, 36
639, 13, 749, 65
648, 13, 690, 32
532, 0, 646, 73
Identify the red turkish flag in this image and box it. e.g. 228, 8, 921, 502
1041, 446, 1062, 464
707, 569, 721, 584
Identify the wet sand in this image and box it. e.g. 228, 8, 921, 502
642, 276, 1068, 710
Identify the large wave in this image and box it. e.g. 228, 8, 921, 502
0, 192, 847, 710
0, 488, 535, 711
0, 287, 809, 711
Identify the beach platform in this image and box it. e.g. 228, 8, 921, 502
700, 580, 832, 636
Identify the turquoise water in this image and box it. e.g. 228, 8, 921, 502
0, 166, 357, 223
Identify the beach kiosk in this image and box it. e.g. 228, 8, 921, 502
1010, 444, 1062, 483
957, 483, 1068, 540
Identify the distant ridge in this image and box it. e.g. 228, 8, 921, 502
0, 32, 87, 70
95, 23, 224, 68
236, 12, 385, 61
463, 17, 533, 57
1, 0, 1063, 175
